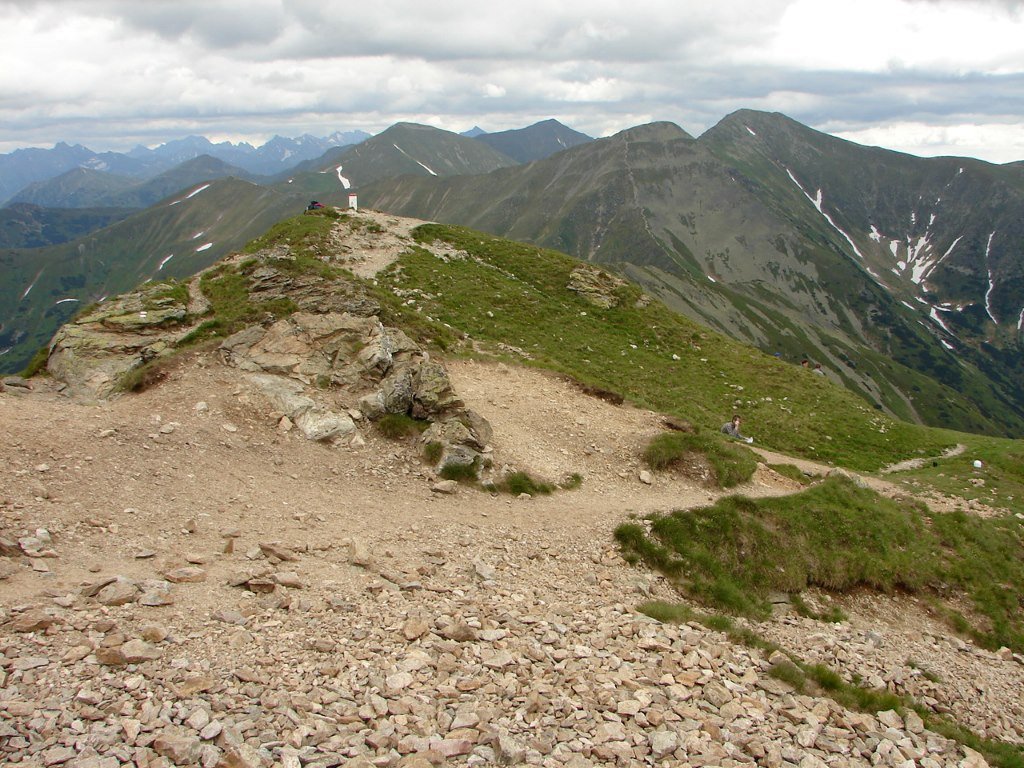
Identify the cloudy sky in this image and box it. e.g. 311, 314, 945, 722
1, 0, 1023, 162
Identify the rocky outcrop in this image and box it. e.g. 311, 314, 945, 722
220, 310, 488, 456
46, 287, 193, 399
567, 265, 629, 309
43, 237, 491, 460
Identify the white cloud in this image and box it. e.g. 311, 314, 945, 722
0, 0, 1022, 162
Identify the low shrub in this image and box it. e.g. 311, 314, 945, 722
439, 459, 480, 482
498, 471, 554, 496
376, 413, 429, 440
643, 431, 758, 488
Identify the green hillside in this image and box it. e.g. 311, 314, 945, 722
0, 178, 306, 373
361, 118, 1024, 437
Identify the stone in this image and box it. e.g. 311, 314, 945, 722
121, 639, 162, 662
260, 542, 298, 561
649, 730, 678, 758
431, 480, 459, 494
95, 577, 141, 605
11, 609, 60, 632
402, 617, 430, 640
153, 730, 202, 764
164, 566, 206, 583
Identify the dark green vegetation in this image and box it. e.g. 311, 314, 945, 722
0, 203, 134, 248
488, 471, 555, 496
364, 113, 1024, 438
642, 431, 759, 488
375, 413, 430, 440
616, 476, 1024, 652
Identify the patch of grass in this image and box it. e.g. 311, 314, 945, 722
768, 661, 807, 692
637, 600, 696, 624
792, 594, 848, 623
643, 431, 758, 488
143, 279, 189, 309
375, 413, 430, 440
19, 345, 50, 378
493, 471, 554, 496
616, 475, 1024, 651
767, 463, 813, 485
197, 268, 299, 339
439, 459, 480, 482
244, 211, 338, 255
114, 358, 173, 393
894, 434, 1024, 519
372, 222, 966, 473
423, 441, 443, 465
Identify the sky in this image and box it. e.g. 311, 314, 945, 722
1, 0, 1023, 163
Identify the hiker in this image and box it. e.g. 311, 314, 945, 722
306, 200, 324, 211
721, 414, 754, 444
813, 363, 825, 376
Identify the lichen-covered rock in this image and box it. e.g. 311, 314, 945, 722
567, 265, 628, 309
47, 284, 193, 399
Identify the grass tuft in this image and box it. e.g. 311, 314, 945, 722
494, 471, 554, 496
375, 413, 429, 440
642, 431, 758, 488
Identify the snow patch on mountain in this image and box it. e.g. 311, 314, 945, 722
335, 166, 351, 189
984, 231, 998, 323
393, 144, 438, 176
186, 183, 211, 199
196, 242, 213, 252
785, 170, 864, 259
158, 254, 174, 270
745, 126, 757, 136
54, 298, 78, 305
929, 307, 954, 335
21, 269, 43, 300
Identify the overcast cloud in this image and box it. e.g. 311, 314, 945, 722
1, 0, 1022, 162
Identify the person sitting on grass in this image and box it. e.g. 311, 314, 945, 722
721, 414, 754, 444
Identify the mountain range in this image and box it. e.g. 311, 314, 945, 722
1, 113, 1021, 439
359, 113, 1024, 436
0, 130, 370, 205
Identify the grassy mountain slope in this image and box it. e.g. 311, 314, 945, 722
473, 118, 593, 163
0, 203, 135, 248
274, 123, 518, 206
0, 178, 306, 373
363, 122, 1024, 436
9, 167, 138, 208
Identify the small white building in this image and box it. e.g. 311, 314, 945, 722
348, 193, 358, 211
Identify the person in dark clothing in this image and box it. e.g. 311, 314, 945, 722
721, 414, 753, 443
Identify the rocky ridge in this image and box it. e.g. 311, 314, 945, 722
1, 209, 1021, 768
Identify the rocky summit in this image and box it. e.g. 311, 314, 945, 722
1, 210, 1022, 768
